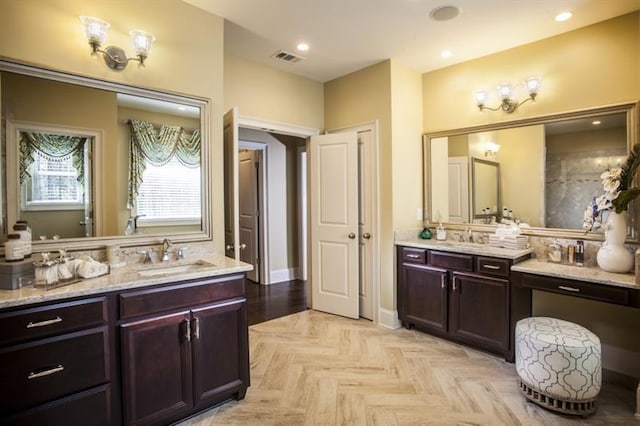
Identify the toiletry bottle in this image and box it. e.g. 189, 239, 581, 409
567, 245, 575, 264
419, 227, 432, 240
13, 223, 32, 257
4, 233, 25, 261
576, 240, 585, 266
436, 223, 447, 241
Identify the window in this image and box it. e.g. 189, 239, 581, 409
23, 152, 84, 209
135, 156, 201, 225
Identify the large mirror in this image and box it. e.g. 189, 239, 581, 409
0, 59, 211, 250
424, 102, 639, 241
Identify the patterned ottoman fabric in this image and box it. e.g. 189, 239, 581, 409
515, 317, 601, 415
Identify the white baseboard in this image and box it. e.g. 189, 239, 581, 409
269, 267, 299, 284
378, 308, 401, 329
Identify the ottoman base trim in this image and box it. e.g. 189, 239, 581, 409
519, 380, 597, 416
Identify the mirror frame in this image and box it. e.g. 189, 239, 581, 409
423, 101, 640, 242
0, 58, 212, 252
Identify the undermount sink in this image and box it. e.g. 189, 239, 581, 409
137, 260, 216, 277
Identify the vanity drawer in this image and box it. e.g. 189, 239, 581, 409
0, 297, 107, 346
119, 274, 245, 320
521, 274, 630, 305
476, 257, 510, 278
0, 327, 109, 415
429, 251, 474, 272
400, 247, 427, 264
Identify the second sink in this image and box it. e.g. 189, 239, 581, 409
137, 260, 216, 277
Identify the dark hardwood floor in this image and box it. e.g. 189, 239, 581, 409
246, 279, 308, 326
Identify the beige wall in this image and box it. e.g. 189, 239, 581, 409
0, 0, 225, 250
499, 125, 545, 227
324, 61, 396, 312
224, 53, 324, 130
422, 12, 640, 133
422, 11, 640, 377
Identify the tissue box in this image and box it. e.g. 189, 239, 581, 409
0, 259, 35, 290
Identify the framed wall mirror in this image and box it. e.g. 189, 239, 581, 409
423, 101, 639, 241
0, 59, 211, 251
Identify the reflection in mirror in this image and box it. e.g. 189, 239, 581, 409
0, 60, 210, 249
471, 158, 500, 221
424, 102, 638, 241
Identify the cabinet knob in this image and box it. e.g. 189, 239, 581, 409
348, 232, 356, 239
363, 232, 371, 240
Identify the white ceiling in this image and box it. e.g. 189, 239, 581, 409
184, 0, 640, 83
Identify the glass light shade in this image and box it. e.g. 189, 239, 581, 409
474, 90, 488, 106
497, 83, 514, 100
485, 141, 500, 154
130, 30, 155, 57
80, 16, 110, 46
524, 77, 542, 95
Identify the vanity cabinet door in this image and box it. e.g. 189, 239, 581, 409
120, 311, 193, 426
192, 299, 249, 408
400, 263, 448, 334
449, 272, 508, 354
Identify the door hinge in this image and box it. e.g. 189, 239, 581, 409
256, 257, 260, 265
256, 209, 260, 217
255, 161, 259, 169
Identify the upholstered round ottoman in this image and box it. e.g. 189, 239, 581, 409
515, 317, 601, 416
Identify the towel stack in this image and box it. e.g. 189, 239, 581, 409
488, 234, 529, 249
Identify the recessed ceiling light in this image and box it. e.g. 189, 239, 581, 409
592, 120, 601, 125
429, 5, 460, 22
441, 50, 453, 58
297, 43, 309, 52
555, 11, 573, 22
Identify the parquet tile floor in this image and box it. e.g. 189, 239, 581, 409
178, 310, 639, 426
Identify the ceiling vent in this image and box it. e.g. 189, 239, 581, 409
271, 50, 304, 64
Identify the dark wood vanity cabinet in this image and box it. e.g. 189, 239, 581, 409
0, 272, 249, 426
119, 274, 249, 426
397, 246, 523, 358
0, 297, 111, 425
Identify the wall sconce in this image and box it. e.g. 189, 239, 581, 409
80, 16, 155, 71
474, 77, 541, 113
484, 142, 500, 157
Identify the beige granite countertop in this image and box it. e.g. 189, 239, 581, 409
395, 238, 533, 260
511, 258, 639, 290
0, 255, 252, 309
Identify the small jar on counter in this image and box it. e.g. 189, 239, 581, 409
13, 223, 32, 257
548, 241, 562, 263
4, 233, 26, 261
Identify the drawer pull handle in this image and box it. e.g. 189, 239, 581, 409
482, 264, 501, 270
185, 318, 191, 342
452, 276, 458, 292
441, 276, 446, 289
406, 254, 421, 259
558, 285, 580, 293
28, 365, 64, 380
193, 316, 200, 340
26, 317, 62, 328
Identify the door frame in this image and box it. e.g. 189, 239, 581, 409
237, 115, 319, 286
327, 121, 380, 324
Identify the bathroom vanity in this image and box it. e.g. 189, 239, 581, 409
0, 257, 251, 426
396, 240, 531, 360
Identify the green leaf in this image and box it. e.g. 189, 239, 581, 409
612, 187, 640, 213
619, 143, 640, 190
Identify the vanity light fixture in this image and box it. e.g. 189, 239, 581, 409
474, 77, 541, 113
484, 142, 500, 157
80, 16, 155, 71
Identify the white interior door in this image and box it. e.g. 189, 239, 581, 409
448, 156, 469, 223
238, 149, 260, 281
309, 132, 359, 319
224, 108, 240, 259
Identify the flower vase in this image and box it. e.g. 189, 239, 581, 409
596, 211, 633, 273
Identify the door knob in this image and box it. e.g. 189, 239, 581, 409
226, 244, 234, 251
348, 232, 356, 239
240, 243, 247, 250
362, 232, 371, 239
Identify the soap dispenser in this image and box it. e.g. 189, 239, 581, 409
436, 223, 447, 241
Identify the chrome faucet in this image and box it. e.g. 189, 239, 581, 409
161, 239, 172, 262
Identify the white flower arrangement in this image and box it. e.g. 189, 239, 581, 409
583, 144, 640, 232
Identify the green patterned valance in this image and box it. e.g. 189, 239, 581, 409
19, 132, 87, 184
128, 119, 201, 208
